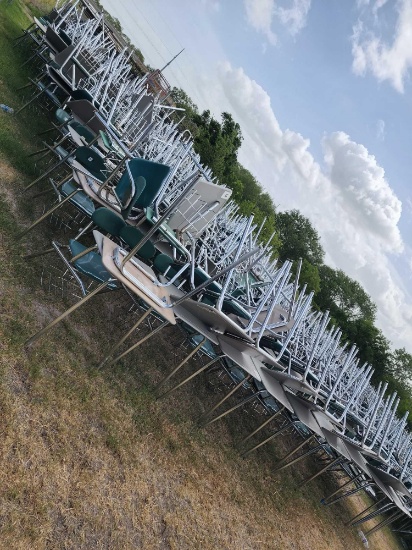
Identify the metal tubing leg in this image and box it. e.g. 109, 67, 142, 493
30, 134, 69, 160
203, 391, 263, 427
32, 173, 72, 199
392, 518, 412, 530
157, 356, 223, 400
240, 407, 285, 445
364, 511, 404, 536
37, 125, 60, 137
74, 221, 94, 240
277, 434, 316, 465
241, 420, 293, 458
272, 443, 325, 473
350, 503, 395, 528
155, 338, 206, 393
27, 146, 49, 158
322, 482, 374, 507
17, 190, 80, 239
24, 149, 73, 192
199, 375, 251, 425
320, 471, 364, 504
105, 321, 169, 367
25, 280, 111, 348
16, 81, 35, 91
302, 456, 343, 486
345, 497, 387, 526
97, 307, 154, 369
15, 82, 51, 116
24, 247, 55, 260
69, 244, 97, 264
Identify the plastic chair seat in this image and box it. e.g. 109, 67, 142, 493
69, 240, 117, 287
153, 253, 188, 281
201, 290, 251, 320
61, 180, 95, 216
74, 146, 106, 182
92, 208, 126, 237
55, 109, 71, 124
37, 81, 62, 107
119, 225, 156, 261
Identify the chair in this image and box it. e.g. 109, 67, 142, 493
18, 156, 146, 238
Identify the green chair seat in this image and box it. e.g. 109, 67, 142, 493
69, 240, 116, 287
99, 130, 113, 149
92, 208, 126, 237
38, 81, 62, 107
129, 159, 171, 208
69, 121, 95, 144
61, 181, 95, 216
201, 290, 251, 320
74, 146, 106, 182
193, 267, 222, 294
221, 299, 251, 320
55, 108, 72, 125
119, 225, 156, 261
153, 253, 183, 279
55, 145, 70, 158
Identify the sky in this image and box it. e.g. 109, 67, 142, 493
101, 0, 412, 353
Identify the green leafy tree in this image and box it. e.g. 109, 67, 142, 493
316, 266, 376, 322
299, 259, 321, 295
276, 210, 324, 265
388, 348, 412, 384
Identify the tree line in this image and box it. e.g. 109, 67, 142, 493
171, 86, 412, 424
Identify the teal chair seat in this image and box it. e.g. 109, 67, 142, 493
201, 290, 251, 320
69, 240, 117, 287
119, 225, 156, 261
61, 180, 95, 216
92, 208, 126, 237
55, 108, 72, 125
74, 146, 107, 182
193, 267, 222, 294
69, 121, 95, 145
38, 81, 62, 107
153, 254, 183, 279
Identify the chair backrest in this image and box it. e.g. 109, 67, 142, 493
115, 162, 146, 219
53, 44, 76, 68
45, 26, 67, 53
58, 29, 72, 46
128, 158, 171, 208
67, 99, 96, 125
74, 146, 106, 182
70, 88, 94, 103
47, 66, 71, 97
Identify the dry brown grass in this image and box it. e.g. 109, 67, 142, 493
0, 2, 406, 549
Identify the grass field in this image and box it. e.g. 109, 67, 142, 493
0, 1, 406, 548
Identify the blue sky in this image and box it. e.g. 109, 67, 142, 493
101, 0, 412, 352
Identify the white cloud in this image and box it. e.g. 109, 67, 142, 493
376, 118, 385, 141
216, 62, 411, 350
352, 0, 412, 93
244, 0, 311, 45
322, 131, 403, 253
276, 0, 311, 36
373, 0, 389, 14
244, 0, 277, 45
201, 0, 220, 12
